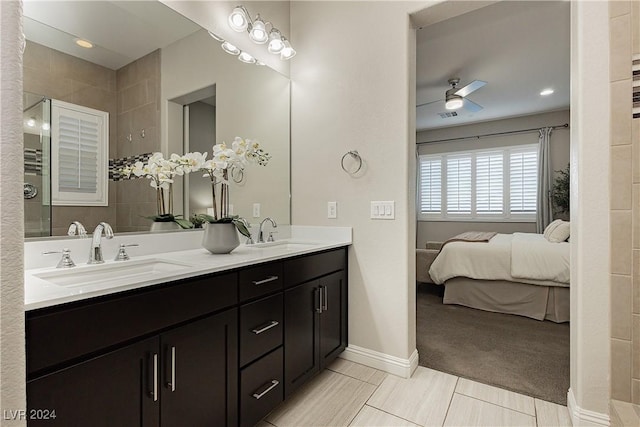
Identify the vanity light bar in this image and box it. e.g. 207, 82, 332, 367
227, 4, 296, 61
208, 31, 271, 66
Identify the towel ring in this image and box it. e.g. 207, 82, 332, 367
231, 167, 244, 183
341, 150, 362, 174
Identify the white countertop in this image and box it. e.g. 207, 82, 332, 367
24, 226, 352, 311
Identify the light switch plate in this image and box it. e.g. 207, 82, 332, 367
328, 201, 337, 219
370, 201, 395, 219
252, 203, 260, 218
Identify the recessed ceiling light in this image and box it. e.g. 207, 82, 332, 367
540, 88, 554, 96
75, 39, 93, 49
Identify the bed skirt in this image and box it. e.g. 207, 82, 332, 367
442, 277, 569, 323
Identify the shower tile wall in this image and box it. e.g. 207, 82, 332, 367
23, 42, 161, 234
115, 50, 161, 233
609, 0, 640, 408
23, 41, 117, 235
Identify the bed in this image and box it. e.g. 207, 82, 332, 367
424, 232, 570, 323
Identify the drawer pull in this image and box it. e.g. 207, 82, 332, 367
252, 275, 279, 286
166, 346, 176, 392
252, 379, 279, 400
151, 353, 159, 402
252, 320, 279, 335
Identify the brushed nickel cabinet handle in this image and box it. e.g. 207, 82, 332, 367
252, 380, 279, 400
316, 287, 323, 314
252, 320, 279, 335
152, 353, 158, 402
166, 346, 176, 392
322, 285, 328, 311
252, 276, 279, 286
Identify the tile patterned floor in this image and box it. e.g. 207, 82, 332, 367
262, 359, 573, 427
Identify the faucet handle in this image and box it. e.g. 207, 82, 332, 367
114, 244, 139, 261
267, 231, 278, 242
43, 248, 76, 268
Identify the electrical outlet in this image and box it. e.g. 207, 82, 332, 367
370, 201, 395, 219
328, 201, 337, 219
252, 203, 260, 218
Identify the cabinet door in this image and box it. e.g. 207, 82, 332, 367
160, 309, 238, 427
27, 337, 159, 427
319, 271, 348, 369
284, 280, 320, 397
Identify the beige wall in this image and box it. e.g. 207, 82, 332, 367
290, 0, 423, 363
23, 41, 117, 235
608, 0, 640, 406
114, 50, 161, 233
416, 110, 570, 244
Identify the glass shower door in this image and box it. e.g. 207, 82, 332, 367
23, 93, 51, 237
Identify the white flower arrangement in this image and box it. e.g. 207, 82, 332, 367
122, 137, 270, 233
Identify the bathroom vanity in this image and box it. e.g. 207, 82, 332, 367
24, 236, 349, 427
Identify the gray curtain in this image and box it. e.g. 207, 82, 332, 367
537, 127, 554, 233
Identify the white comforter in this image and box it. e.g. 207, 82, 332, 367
428, 232, 570, 287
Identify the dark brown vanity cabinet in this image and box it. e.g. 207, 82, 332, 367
283, 251, 348, 397
26, 247, 347, 427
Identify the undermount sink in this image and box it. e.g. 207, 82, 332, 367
34, 258, 194, 288
246, 240, 318, 250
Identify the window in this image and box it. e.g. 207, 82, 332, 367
51, 100, 109, 206
418, 144, 538, 221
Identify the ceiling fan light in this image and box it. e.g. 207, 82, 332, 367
249, 16, 268, 44
228, 6, 249, 32
268, 29, 284, 53
445, 95, 464, 110
221, 41, 240, 56
238, 51, 256, 64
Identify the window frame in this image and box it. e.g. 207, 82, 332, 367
51, 100, 109, 207
418, 144, 538, 222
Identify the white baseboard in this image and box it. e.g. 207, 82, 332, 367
567, 388, 610, 427
340, 345, 419, 378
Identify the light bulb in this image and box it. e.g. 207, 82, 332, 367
445, 97, 464, 110
267, 29, 284, 53
228, 6, 249, 32
41, 123, 50, 131
26, 118, 36, 127
238, 51, 256, 64
280, 39, 296, 60
249, 16, 268, 44
221, 41, 240, 56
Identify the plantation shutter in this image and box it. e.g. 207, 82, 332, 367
510, 149, 538, 214
446, 155, 472, 214
52, 100, 108, 206
419, 157, 442, 214
476, 151, 503, 214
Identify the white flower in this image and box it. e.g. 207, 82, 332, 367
181, 152, 207, 173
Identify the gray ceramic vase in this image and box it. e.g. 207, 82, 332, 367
202, 222, 240, 254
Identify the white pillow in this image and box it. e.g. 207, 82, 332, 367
547, 220, 570, 243
543, 219, 563, 240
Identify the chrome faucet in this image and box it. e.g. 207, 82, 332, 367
258, 217, 277, 243
67, 221, 87, 237
88, 222, 114, 264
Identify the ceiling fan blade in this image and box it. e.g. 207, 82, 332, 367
463, 98, 483, 112
417, 99, 444, 108
454, 80, 487, 97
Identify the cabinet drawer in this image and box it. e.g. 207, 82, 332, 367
284, 248, 346, 288
239, 262, 283, 302
240, 293, 283, 367
27, 272, 238, 375
240, 348, 283, 427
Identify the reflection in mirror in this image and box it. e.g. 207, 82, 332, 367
22, 0, 291, 239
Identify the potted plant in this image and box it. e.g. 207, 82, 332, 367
552, 163, 570, 220
194, 137, 270, 254
124, 152, 194, 231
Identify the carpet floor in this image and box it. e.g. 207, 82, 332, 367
416, 284, 570, 405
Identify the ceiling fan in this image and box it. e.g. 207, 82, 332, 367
418, 78, 487, 112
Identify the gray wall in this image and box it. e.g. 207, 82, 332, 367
188, 101, 216, 214
417, 109, 570, 246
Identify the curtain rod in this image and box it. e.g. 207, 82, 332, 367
417, 123, 569, 145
